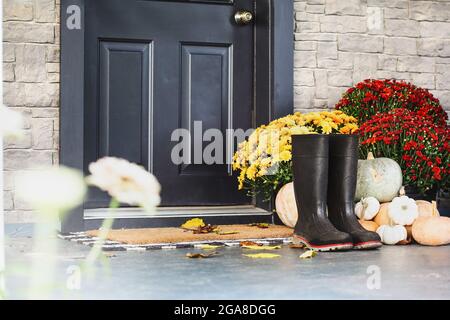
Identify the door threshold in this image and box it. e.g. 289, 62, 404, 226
84, 205, 271, 220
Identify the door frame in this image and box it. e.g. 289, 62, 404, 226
59, 0, 294, 233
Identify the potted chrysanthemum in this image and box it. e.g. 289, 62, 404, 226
335, 79, 449, 201
232, 110, 359, 201
357, 108, 449, 200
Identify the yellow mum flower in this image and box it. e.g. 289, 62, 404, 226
290, 126, 312, 135
319, 120, 333, 134
246, 165, 257, 181
340, 123, 359, 134
260, 157, 272, 168
278, 150, 292, 162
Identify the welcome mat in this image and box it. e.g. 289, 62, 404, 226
58, 225, 293, 251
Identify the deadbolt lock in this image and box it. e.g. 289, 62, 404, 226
234, 11, 253, 25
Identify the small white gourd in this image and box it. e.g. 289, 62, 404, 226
376, 225, 407, 245
388, 195, 419, 226
355, 197, 380, 220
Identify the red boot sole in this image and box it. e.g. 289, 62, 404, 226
292, 234, 353, 252
353, 240, 382, 250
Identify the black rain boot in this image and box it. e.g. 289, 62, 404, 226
292, 134, 353, 252
327, 134, 382, 250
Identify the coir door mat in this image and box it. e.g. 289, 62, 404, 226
58, 225, 294, 251
87, 224, 293, 244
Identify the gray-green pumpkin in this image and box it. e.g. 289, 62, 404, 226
355, 152, 403, 203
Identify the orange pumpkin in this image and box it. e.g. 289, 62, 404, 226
275, 182, 298, 228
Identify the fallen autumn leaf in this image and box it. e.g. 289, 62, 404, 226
240, 241, 262, 247
186, 252, 218, 259
181, 218, 205, 230
249, 223, 270, 229
243, 253, 281, 259
299, 250, 317, 259
289, 243, 306, 249
242, 245, 281, 250
198, 244, 222, 250
216, 230, 239, 235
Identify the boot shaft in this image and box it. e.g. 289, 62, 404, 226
328, 134, 359, 203
292, 134, 329, 221
326, 134, 382, 249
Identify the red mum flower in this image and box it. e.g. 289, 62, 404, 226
335, 79, 448, 126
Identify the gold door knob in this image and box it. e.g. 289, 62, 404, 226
234, 11, 253, 25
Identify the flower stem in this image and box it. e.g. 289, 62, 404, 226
85, 198, 119, 266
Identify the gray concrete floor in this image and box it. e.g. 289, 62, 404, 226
4, 224, 450, 299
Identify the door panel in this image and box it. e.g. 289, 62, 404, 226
180, 44, 231, 176
84, 0, 253, 208
98, 41, 151, 166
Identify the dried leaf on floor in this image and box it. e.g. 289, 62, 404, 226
193, 224, 219, 234
249, 223, 270, 229
299, 250, 317, 259
242, 245, 281, 250
198, 244, 222, 250
240, 241, 262, 247
289, 243, 305, 249
216, 230, 239, 235
186, 251, 218, 259
181, 218, 205, 230
243, 253, 281, 259
398, 238, 413, 245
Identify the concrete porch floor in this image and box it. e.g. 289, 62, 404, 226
4, 224, 450, 300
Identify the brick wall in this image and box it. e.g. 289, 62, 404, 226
3, 0, 60, 222
293, 0, 450, 117
2, 0, 450, 222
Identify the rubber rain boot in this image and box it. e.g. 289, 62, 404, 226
327, 134, 382, 250
292, 134, 353, 252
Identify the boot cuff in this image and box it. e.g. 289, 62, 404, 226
292, 134, 329, 158
329, 134, 359, 157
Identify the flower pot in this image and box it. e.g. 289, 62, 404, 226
403, 185, 437, 202
437, 189, 450, 218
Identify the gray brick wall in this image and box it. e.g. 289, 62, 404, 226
2, 0, 450, 222
293, 0, 450, 117
3, 0, 60, 222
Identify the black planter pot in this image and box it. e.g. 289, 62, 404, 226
437, 189, 450, 217
403, 186, 437, 202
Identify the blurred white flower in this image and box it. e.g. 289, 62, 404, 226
0, 105, 23, 138
87, 157, 161, 211
16, 166, 87, 213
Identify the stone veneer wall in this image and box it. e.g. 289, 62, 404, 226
2, 0, 450, 222
3, 0, 60, 222
293, 0, 450, 115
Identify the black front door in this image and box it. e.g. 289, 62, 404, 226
84, 0, 254, 208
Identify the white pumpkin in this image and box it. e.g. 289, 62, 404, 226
388, 195, 419, 226
355, 153, 403, 203
376, 225, 407, 245
355, 197, 380, 220
275, 182, 298, 228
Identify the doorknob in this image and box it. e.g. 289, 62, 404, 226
234, 11, 253, 25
